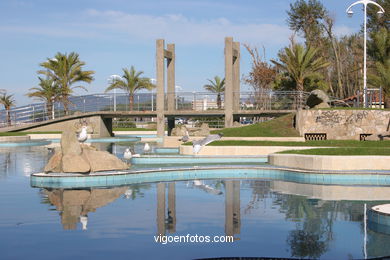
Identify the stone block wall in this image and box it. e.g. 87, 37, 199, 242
296, 109, 390, 140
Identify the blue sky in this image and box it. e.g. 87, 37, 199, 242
0, 0, 367, 105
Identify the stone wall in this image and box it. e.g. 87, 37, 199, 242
296, 109, 390, 140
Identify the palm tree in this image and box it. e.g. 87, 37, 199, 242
203, 76, 225, 109
0, 93, 15, 126
27, 77, 60, 119
105, 66, 154, 111
271, 41, 330, 92
38, 52, 95, 115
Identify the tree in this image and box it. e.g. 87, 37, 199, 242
105, 66, 154, 111
203, 76, 225, 109
271, 41, 330, 92
27, 77, 60, 119
38, 52, 94, 115
0, 93, 15, 126
287, 0, 327, 47
368, 28, 390, 107
367, 0, 389, 32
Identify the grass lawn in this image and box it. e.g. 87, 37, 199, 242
113, 128, 156, 131
278, 147, 390, 156
210, 114, 300, 137
184, 140, 390, 147
0, 131, 62, 136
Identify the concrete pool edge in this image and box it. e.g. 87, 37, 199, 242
30, 165, 390, 189
269, 153, 390, 171
180, 145, 330, 156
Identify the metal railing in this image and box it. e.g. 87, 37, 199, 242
0, 91, 311, 127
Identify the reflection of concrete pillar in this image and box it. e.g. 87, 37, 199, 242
225, 180, 241, 237
224, 37, 233, 128
225, 180, 234, 236
167, 183, 176, 233
233, 42, 240, 114
157, 183, 166, 235
156, 39, 165, 138
233, 181, 241, 235
167, 44, 175, 112
167, 117, 175, 136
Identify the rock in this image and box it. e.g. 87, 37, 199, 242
233, 121, 241, 127
193, 123, 210, 136
171, 125, 188, 136
44, 129, 128, 173
61, 130, 82, 156
44, 151, 62, 173
306, 89, 330, 109
62, 154, 91, 173
82, 149, 128, 172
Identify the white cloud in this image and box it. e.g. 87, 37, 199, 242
0, 9, 292, 46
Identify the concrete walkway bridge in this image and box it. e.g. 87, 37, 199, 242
0, 37, 310, 138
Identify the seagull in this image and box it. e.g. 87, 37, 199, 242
124, 148, 140, 160
77, 126, 88, 143
192, 180, 223, 195
179, 130, 190, 142
192, 133, 223, 154
143, 143, 151, 153
124, 148, 132, 160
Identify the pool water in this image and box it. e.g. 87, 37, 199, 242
1, 146, 390, 259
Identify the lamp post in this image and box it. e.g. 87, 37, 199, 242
108, 75, 122, 112
346, 0, 385, 108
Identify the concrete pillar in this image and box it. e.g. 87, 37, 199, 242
156, 182, 166, 235
167, 117, 175, 136
167, 44, 175, 112
167, 183, 176, 233
233, 42, 240, 113
224, 37, 233, 128
156, 39, 165, 138
101, 117, 113, 137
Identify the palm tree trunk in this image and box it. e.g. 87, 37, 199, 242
6, 108, 11, 126
129, 94, 134, 111
217, 93, 221, 109
297, 81, 304, 109
46, 101, 53, 120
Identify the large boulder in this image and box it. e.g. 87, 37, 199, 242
61, 130, 82, 155
82, 149, 128, 172
171, 125, 188, 136
44, 129, 128, 174
306, 89, 330, 109
193, 123, 210, 136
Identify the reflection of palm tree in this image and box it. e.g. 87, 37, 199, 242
0, 93, 15, 126
105, 67, 155, 111
203, 76, 225, 109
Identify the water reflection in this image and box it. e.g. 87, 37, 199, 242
43, 187, 128, 230
35, 179, 390, 259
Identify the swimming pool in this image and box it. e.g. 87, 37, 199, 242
1, 145, 390, 259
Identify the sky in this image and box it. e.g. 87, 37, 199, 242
0, 0, 369, 106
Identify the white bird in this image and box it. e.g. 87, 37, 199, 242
144, 143, 151, 153
124, 189, 133, 199
192, 133, 223, 154
77, 126, 88, 143
124, 148, 132, 160
80, 215, 88, 230
179, 130, 190, 142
